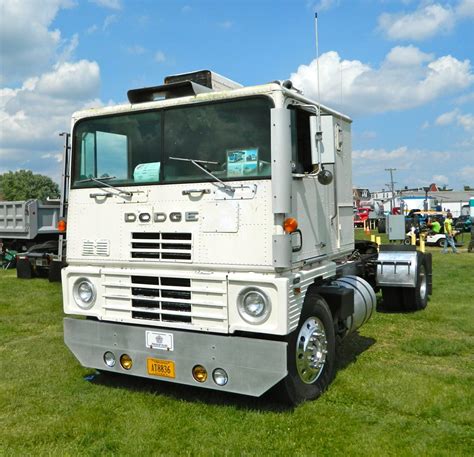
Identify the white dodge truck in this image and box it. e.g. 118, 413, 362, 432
62, 70, 432, 404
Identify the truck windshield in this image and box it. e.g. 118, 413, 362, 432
72, 97, 272, 188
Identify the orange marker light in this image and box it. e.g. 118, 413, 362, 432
58, 220, 67, 232
283, 217, 298, 234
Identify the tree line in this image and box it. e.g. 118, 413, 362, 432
0, 170, 60, 201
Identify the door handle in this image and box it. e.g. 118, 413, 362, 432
182, 189, 211, 196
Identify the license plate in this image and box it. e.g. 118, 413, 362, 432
35, 259, 47, 266
147, 358, 175, 378
145, 331, 174, 351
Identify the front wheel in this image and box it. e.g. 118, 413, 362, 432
277, 293, 336, 405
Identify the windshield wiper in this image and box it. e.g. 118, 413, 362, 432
77, 176, 132, 198
169, 157, 235, 194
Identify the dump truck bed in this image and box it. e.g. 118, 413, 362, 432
0, 200, 60, 240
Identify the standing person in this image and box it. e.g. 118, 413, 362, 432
443, 212, 458, 253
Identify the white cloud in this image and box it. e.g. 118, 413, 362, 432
309, 0, 340, 12
459, 166, 474, 179
103, 14, 118, 31
86, 14, 119, 35
181, 5, 192, 13
0, 2, 104, 181
58, 33, 79, 63
37, 60, 100, 99
422, 121, 430, 129
432, 174, 449, 184
431, 151, 452, 161
0, 0, 76, 84
89, 0, 122, 9
385, 45, 433, 66
41, 153, 64, 162
378, 1, 474, 41
0, 60, 101, 150
435, 109, 474, 131
351, 145, 471, 190
154, 51, 166, 63
456, 0, 474, 18
435, 109, 459, 125
0, 67, 102, 180
457, 113, 474, 131
126, 45, 146, 55
378, 3, 455, 41
86, 24, 99, 34
455, 91, 474, 104
353, 146, 409, 161
290, 47, 474, 115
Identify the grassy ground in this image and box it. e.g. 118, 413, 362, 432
1, 236, 473, 456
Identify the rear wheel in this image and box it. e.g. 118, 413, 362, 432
277, 292, 336, 405
437, 238, 445, 247
403, 261, 428, 311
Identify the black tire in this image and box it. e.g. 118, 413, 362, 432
402, 256, 428, 311
277, 292, 336, 405
403, 237, 412, 246
437, 238, 445, 248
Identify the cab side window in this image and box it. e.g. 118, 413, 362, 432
290, 108, 313, 173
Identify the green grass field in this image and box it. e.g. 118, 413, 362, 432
1, 237, 473, 456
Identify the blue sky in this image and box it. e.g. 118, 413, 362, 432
1, 0, 473, 191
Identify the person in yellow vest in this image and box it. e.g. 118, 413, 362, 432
431, 218, 441, 234
427, 217, 441, 235
443, 212, 458, 254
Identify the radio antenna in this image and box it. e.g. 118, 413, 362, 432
314, 12, 322, 132
310, 11, 324, 175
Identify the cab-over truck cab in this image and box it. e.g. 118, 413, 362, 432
63, 71, 430, 404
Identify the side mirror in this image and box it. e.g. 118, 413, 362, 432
309, 115, 322, 167
318, 168, 333, 185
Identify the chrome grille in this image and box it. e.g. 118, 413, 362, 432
102, 272, 228, 331
131, 232, 192, 261
131, 276, 192, 323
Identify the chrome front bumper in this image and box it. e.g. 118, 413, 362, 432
64, 318, 287, 397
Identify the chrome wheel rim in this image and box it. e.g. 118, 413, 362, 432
419, 265, 427, 301
296, 316, 328, 384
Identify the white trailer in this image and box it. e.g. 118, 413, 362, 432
62, 71, 432, 404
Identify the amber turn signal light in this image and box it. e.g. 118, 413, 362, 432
120, 354, 133, 370
58, 219, 67, 232
283, 217, 298, 234
192, 365, 208, 383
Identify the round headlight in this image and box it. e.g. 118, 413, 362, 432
73, 278, 96, 309
212, 368, 228, 386
238, 288, 271, 324
103, 351, 116, 367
